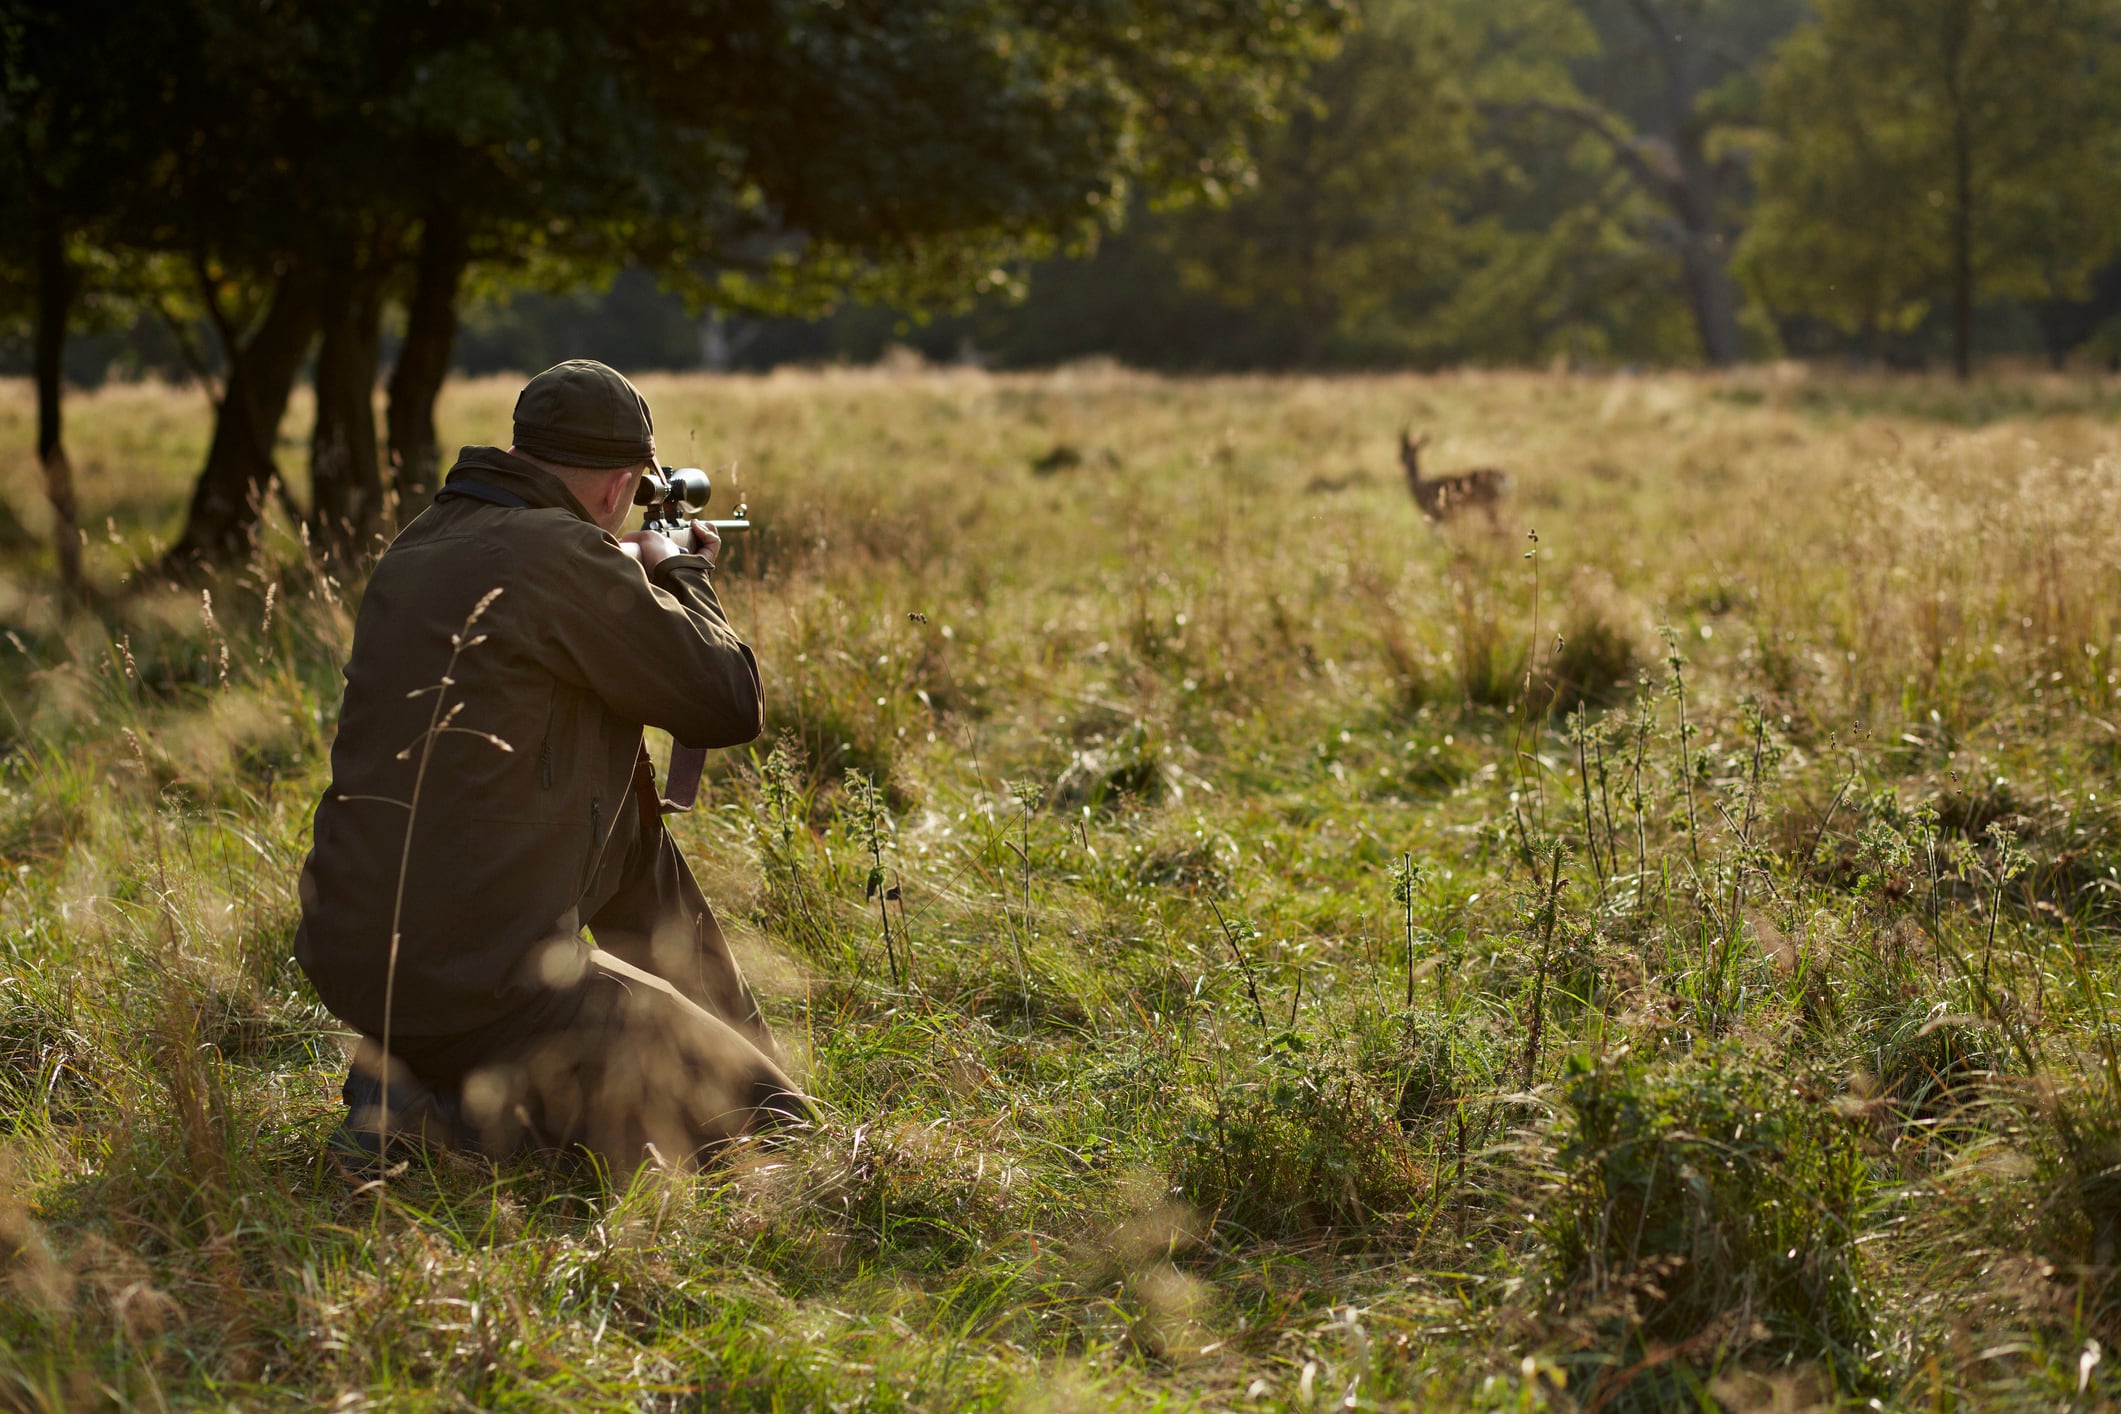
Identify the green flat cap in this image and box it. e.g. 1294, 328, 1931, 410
513, 359, 656, 469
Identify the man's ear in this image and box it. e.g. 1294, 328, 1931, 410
599, 466, 638, 520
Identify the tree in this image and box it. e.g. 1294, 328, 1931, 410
136, 1, 352, 563
135, 0, 1344, 564
1157, 0, 1472, 365
2033, 260, 2121, 368
0, 0, 178, 592
1740, 0, 2121, 378
1147, 0, 1800, 368
1461, 0, 1806, 368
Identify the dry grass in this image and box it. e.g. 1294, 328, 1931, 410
1, 364, 2120, 1408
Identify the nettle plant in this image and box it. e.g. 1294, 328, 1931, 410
841, 767, 909, 988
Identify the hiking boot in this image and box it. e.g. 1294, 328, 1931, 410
327, 1040, 468, 1179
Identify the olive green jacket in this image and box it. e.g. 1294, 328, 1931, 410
293, 447, 762, 1039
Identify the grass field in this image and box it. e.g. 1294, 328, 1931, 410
4, 365, 2121, 1409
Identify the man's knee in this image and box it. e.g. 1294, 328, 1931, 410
618, 980, 809, 1141
459, 962, 810, 1172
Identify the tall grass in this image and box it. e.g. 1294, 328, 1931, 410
0, 365, 2119, 1407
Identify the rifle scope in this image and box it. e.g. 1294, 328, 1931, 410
635, 465, 749, 536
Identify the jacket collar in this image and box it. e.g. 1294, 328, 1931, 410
443, 446, 603, 525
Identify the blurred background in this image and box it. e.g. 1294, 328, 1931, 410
6, 0, 2121, 573
17, 0, 2121, 386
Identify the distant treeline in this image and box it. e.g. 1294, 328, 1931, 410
493, 0, 2121, 377
6, 0, 2121, 583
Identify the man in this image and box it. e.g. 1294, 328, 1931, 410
295, 359, 808, 1176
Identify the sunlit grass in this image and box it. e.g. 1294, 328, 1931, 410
1, 365, 2120, 1407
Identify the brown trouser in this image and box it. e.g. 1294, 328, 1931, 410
390, 815, 810, 1175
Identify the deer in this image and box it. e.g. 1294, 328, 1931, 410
1400, 429, 1509, 527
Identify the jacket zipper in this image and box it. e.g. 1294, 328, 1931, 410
584, 794, 603, 889
537, 693, 558, 790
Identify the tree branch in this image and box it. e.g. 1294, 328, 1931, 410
152, 292, 226, 409
191, 249, 239, 368
1480, 97, 1685, 206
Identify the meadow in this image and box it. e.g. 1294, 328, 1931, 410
4, 364, 2121, 1409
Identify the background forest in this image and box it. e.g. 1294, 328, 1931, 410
14, 0, 2121, 400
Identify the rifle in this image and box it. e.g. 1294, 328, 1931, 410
635, 465, 750, 813
633, 465, 749, 538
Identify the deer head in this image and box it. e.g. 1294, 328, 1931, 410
1398, 428, 1431, 483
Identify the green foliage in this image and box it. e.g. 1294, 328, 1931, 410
1741, 0, 2121, 365
1542, 1049, 1875, 1374
1105, 0, 1810, 368
1171, 1039, 1427, 1237
5, 0, 1350, 559
1365, 1005, 1508, 1129
28, 0, 2121, 396
1160, 0, 1472, 365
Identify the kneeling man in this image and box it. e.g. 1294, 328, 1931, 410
295, 359, 807, 1175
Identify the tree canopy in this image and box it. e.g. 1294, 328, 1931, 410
1738, 0, 2121, 377
2, 0, 1345, 565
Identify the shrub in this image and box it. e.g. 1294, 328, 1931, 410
1171, 1043, 1425, 1237
1545, 591, 1643, 715
1846, 970, 2005, 1129
1540, 1049, 1873, 1376
1354, 1008, 1507, 1134
1052, 720, 1176, 811
2014, 1059, 2121, 1336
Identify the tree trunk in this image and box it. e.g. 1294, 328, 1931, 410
1951, 117, 1974, 381
1943, 0, 1975, 381
308, 259, 389, 559
170, 270, 324, 565
1625, 0, 1746, 368
385, 208, 470, 522
1677, 224, 1745, 368
1671, 141, 1741, 364
33, 206, 83, 595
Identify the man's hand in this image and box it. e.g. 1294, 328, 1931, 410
687, 520, 722, 566
618, 521, 720, 571
618, 527, 683, 571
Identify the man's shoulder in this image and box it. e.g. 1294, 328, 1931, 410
368, 501, 631, 640
381, 500, 616, 577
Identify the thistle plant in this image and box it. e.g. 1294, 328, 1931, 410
1207, 894, 1269, 1037
1661, 622, 1702, 870
1523, 838, 1566, 1085
844, 767, 905, 987
1005, 779, 1045, 1011
1983, 821, 2032, 989
1390, 853, 1424, 1008
1568, 709, 1607, 903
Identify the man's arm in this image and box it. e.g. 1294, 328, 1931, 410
619, 519, 719, 572
537, 521, 763, 749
